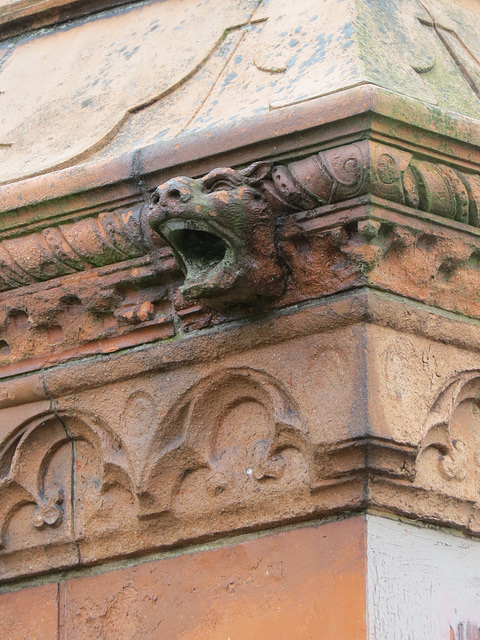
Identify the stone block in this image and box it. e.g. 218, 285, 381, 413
0, 583, 59, 639
64, 517, 366, 640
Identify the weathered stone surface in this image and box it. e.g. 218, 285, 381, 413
0, 0, 134, 39
0, 0, 257, 183
1, 0, 480, 184
0, 316, 367, 578
63, 518, 366, 640
149, 164, 284, 306
0, 135, 480, 377
1, 289, 480, 578
3, 0, 480, 602
148, 141, 480, 310
3, 0, 480, 636
0, 582, 59, 639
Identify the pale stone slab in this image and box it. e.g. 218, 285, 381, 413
0, 0, 256, 183
367, 515, 480, 639
1, 0, 480, 184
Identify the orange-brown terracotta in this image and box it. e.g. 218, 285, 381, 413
0, 517, 366, 640
0, 582, 59, 639
3, 0, 480, 625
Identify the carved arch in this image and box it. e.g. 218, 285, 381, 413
135, 367, 312, 518
0, 409, 133, 549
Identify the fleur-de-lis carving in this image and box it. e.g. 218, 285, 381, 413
31, 485, 64, 530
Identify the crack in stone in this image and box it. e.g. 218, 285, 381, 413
41, 369, 82, 567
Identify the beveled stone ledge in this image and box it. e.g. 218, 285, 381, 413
2, 85, 480, 218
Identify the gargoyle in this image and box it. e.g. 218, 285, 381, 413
148, 162, 291, 307
147, 145, 373, 307
149, 144, 408, 307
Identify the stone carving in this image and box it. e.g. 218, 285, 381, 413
0, 147, 480, 376
373, 150, 480, 226
0, 205, 149, 291
0, 143, 477, 299
0, 368, 313, 541
0, 410, 133, 549
268, 143, 480, 222
7, 364, 480, 570
314, 435, 417, 485
148, 164, 286, 306
135, 367, 312, 517
270, 143, 370, 210
149, 143, 480, 305
416, 371, 480, 501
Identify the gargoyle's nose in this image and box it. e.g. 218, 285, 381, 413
150, 178, 192, 208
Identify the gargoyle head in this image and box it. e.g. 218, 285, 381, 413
148, 162, 285, 307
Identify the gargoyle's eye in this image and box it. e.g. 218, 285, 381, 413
205, 180, 234, 193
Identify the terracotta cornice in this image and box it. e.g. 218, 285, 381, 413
2, 289, 480, 581
2, 127, 480, 377
2, 85, 480, 219
1, 288, 480, 409
2, 144, 480, 292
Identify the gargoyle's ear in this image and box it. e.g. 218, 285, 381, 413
241, 161, 273, 184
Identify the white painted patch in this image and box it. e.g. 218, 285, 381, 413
367, 515, 480, 640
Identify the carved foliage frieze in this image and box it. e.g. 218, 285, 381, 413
0, 367, 316, 552
0, 360, 438, 565
128, 367, 314, 518
6, 364, 480, 565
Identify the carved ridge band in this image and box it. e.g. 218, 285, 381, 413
2, 142, 480, 293
0, 206, 150, 291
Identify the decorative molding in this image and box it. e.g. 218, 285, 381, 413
0, 142, 478, 296
148, 142, 480, 305
131, 367, 313, 517
1, 143, 480, 375
0, 410, 133, 550
369, 144, 480, 226
314, 436, 417, 486
416, 370, 480, 502
0, 205, 150, 291
0, 364, 421, 561
4, 363, 480, 576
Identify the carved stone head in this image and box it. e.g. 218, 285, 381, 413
148, 162, 285, 307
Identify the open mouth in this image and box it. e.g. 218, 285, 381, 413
158, 220, 235, 299
168, 229, 227, 273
